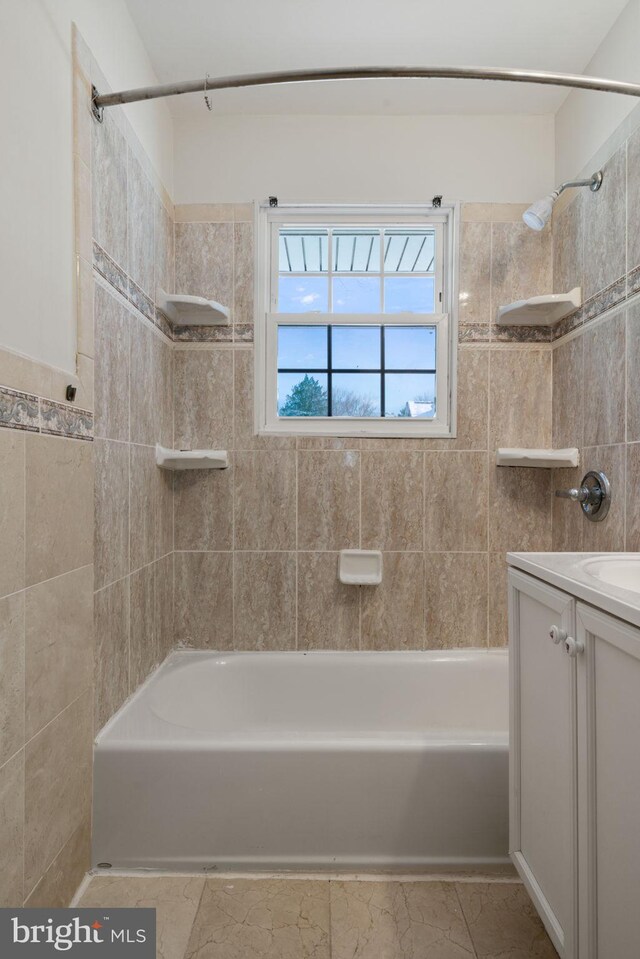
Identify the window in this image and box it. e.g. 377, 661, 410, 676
255, 205, 458, 437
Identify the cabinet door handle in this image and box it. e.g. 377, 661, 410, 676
564, 636, 584, 657
549, 625, 567, 645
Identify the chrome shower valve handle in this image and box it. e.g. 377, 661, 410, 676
555, 470, 611, 522
555, 486, 591, 503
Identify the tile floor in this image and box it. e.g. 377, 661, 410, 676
77, 876, 559, 959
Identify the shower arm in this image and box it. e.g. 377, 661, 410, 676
555, 171, 604, 198
91, 65, 640, 121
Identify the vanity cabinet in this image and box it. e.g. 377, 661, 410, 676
509, 567, 640, 959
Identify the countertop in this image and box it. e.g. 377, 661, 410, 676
507, 552, 640, 629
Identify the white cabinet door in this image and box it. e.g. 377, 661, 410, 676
576, 603, 640, 959
509, 568, 577, 959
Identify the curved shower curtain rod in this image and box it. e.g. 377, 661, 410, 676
91, 65, 640, 120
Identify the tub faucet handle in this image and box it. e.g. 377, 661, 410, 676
555, 486, 589, 503
554, 470, 611, 523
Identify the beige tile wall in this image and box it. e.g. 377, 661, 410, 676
552, 127, 640, 551
172, 202, 554, 651
0, 405, 94, 909
88, 40, 176, 732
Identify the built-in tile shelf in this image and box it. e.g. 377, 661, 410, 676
496, 448, 579, 469
496, 287, 581, 327
157, 289, 230, 326
338, 550, 383, 585
155, 445, 229, 470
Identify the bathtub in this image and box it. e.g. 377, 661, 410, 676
92, 649, 508, 872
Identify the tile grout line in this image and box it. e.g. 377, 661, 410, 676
452, 882, 479, 959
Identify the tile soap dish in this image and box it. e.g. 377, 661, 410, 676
496, 287, 581, 327
157, 289, 230, 326
156, 445, 229, 470
496, 447, 579, 468
339, 550, 383, 586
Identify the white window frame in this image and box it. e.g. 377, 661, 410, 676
254, 202, 459, 438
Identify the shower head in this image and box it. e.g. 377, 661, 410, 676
523, 193, 559, 231
523, 170, 603, 231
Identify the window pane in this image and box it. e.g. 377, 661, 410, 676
384, 277, 435, 313
384, 230, 435, 272
332, 326, 380, 370
277, 326, 327, 369
334, 231, 380, 272
278, 372, 328, 417
278, 276, 328, 313
384, 326, 436, 369
384, 373, 436, 418
333, 276, 380, 313
332, 373, 380, 417
279, 230, 328, 272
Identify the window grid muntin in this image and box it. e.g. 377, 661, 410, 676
277, 323, 436, 419
277, 226, 437, 316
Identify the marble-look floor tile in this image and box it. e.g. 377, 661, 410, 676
185, 878, 330, 959
456, 882, 558, 958
80, 877, 204, 959
331, 881, 475, 959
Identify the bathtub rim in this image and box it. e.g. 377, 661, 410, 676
95, 646, 509, 749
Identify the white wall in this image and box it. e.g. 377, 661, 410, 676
173, 114, 555, 205
0, 0, 173, 374
556, 0, 640, 181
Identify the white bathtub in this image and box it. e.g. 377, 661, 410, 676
93, 649, 508, 872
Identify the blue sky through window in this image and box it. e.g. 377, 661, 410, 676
277, 325, 436, 418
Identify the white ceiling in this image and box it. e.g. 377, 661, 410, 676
124, 0, 629, 117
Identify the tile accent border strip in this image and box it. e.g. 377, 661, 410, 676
552, 272, 630, 342
0, 385, 93, 440
464, 267, 640, 346
93, 240, 254, 345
